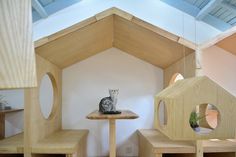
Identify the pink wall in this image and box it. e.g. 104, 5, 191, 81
202, 45, 236, 96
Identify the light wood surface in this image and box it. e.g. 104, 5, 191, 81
138, 129, 195, 154
24, 54, 62, 157
86, 110, 139, 120
164, 53, 196, 87
0, 0, 37, 89
32, 130, 88, 154
0, 109, 24, 140
216, 33, 236, 56
87, 110, 138, 157
138, 129, 236, 157
199, 25, 236, 50
36, 15, 113, 69
0, 133, 24, 154
35, 7, 195, 69
113, 15, 193, 68
154, 76, 236, 140
109, 120, 116, 157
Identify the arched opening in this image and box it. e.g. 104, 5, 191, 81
169, 73, 184, 85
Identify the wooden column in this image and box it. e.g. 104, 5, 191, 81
0, 113, 5, 139
195, 140, 203, 157
109, 119, 116, 157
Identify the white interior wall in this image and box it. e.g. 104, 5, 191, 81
0, 89, 24, 137
33, 0, 221, 44
62, 48, 163, 157
201, 45, 236, 96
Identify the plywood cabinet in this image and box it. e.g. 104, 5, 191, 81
0, 0, 37, 89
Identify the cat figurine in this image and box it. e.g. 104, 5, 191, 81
99, 89, 119, 113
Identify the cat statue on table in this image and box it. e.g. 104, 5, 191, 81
99, 89, 119, 113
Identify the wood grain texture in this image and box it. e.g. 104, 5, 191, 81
138, 129, 195, 154
0, 114, 4, 140
138, 129, 236, 157
0, 0, 37, 89
35, 8, 195, 69
31, 130, 88, 154
164, 53, 196, 88
114, 15, 194, 68
24, 54, 62, 157
109, 119, 116, 157
86, 110, 139, 120
35, 16, 113, 69
0, 133, 24, 154
154, 76, 236, 140
216, 33, 236, 56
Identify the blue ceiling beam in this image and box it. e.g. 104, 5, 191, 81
32, 0, 48, 18
196, 0, 223, 20
160, 0, 231, 31
221, 1, 236, 15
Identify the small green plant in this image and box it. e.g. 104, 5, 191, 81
189, 111, 208, 129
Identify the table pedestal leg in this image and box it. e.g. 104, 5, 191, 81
109, 119, 116, 157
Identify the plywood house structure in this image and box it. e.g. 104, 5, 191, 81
1, 4, 236, 157
154, 76, 236, 140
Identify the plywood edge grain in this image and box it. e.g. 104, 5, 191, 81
34, 16, 97, 48
35, 7, 194, 51
199, 25, 236, 50
132, 17, 179, 42
178, 37, 197, 50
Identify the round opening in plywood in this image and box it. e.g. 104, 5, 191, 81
158, 100, 167, 127
39, 73, 57, 119
189, 104, 220, 135
169, 73, 184, 86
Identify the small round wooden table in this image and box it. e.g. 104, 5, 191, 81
87, 110, 139, 157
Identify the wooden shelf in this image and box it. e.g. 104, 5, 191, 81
32, 130, 88, 154
86, 110, 139, 120
138, 129, 236, 156
0, 133, 24, 154
0, 109, 24, 114
0, 108, 24, 140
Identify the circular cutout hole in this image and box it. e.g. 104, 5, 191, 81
39, 74, 54, 119
158, 100, 167, 127
189, 104, 220, 135
169, 73, 184, 85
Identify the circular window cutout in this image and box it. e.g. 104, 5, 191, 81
158, 100, 167, 127
189, 104, 220, 135
169, 73, 184, 85
39, 74, 55, 119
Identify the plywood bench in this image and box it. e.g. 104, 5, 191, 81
32, 130, 89, 157
138, 129, 236, 157
0, 133, 23, 157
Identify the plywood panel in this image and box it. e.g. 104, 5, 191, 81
24, 55, 62, 157
0, 133, 23, 154
114, 15, 194, 68
0, 0, 36, 89
164, 53, 196, 87
35, 16, 114, 68
216, 33, 236, 56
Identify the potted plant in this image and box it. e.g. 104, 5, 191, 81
0, 95, 8, 110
